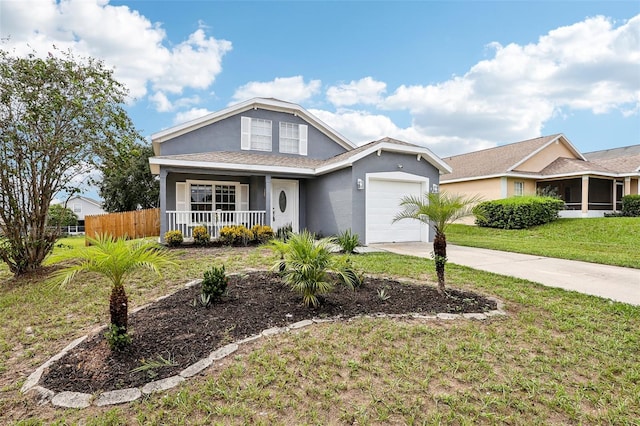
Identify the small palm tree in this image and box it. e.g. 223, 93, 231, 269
52, 234, 175, 346
394, 191, 481, 294
271, 230, 361, 308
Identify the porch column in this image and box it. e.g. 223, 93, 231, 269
159, 169, 168, 242
265, 175, 272, 227
624, 177, 631, 196
612, 180, 618, 212
581, 176, 589, 214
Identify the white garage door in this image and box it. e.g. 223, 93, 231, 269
366, 178, 425, 244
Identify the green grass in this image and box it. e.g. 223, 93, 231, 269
1, 244, 639, 424
447, 217, 640, 268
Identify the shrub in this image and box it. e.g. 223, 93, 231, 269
192, 225, 210, 246
201, 264, 228, 304
164, 230, 183, 247
105, 324, 132, 351
219, 225, 253, 246
251, 224, 274, 244
336, 229, 360, 254
622, 195, 640, 217
270, 230, 362, 308
474, 196, 565, 229
275, 224, 293, 241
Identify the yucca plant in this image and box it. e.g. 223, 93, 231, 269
336, 228, 360, 254
52, 234, 175, 349
271, 230, 361, 308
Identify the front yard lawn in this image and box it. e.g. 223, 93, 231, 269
447, 217, 640, 268
1, 244, 638, 424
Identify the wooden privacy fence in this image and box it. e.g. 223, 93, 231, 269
85, 208, 160, 244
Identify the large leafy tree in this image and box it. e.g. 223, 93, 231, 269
98, 143, 159, 212
394, 191, 481, 294
0, 48, 142, 275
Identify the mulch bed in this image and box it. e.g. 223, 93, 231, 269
40, 271, 497, 394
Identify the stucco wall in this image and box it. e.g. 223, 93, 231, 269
158, 109, 347, 160
505, 178, 538, 197
305, 168, 353, 238
440, 177, 503, 201
516, 141, 577, 172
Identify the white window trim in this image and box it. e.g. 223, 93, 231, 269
279, 122, 308, 155
176, 180, 248, 225
514, 181, 524, 196
240, 116, 272, 152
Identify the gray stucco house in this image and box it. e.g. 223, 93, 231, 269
149, 98, 451, 244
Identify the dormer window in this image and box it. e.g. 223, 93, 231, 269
279, 122, 308, 155
241, 117, 272, 151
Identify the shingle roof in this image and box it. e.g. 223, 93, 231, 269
441, 134, 562, 181
584, 145, 640, 161
154, 151, 325, 170
591, 154, 640, 173
538, 157, 616, 175
152, 137, 449, 174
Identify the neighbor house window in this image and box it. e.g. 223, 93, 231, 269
73, 203, 82, 214
241, 116, 272, 151
514, 181, 524, 196
279, 122, 308, 155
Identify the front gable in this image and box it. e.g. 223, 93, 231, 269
511, 135, 585, 173
152, 98, 353, 160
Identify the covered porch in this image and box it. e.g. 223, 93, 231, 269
536, 175, 635, 217
158, 168, 304, 241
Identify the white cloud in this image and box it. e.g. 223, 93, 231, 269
231, 76, 321, 104
0, 0, 231, 103
326, 77, 386, 107
149, 92, 172, 113
382, 14, 640, 146
174, 108, 212, 125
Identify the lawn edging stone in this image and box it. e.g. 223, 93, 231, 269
20, 277, 507, 409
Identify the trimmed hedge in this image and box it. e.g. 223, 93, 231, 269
474, 196, 565, 229
622, 195, 640, 217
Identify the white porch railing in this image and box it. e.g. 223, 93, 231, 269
165, 210, 266, 239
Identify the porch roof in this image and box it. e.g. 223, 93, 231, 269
538, 157, 617, 176
150, 137, 452, 175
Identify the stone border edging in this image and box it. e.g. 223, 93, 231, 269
21, 277, 506, 408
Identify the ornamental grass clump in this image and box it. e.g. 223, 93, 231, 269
270, 230, 362, 308
336, 228, 360, 254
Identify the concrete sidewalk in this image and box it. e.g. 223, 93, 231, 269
370, 242, 640, 306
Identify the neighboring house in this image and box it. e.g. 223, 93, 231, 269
440, 134, 640, 217
66, 196, 106, 226
149, 98, 451, 244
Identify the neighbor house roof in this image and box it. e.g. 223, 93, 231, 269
584, 145, 640, 174
150, 137, 452, 176
440, 134, 640, 183
151, 98, 356, 153
441, 134, 579, 182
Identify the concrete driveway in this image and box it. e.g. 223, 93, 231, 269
370, 242, 640, 306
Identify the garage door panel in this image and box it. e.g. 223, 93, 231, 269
366, 179, 424, 244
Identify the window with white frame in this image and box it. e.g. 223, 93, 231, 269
514, 181, 524, 196
241, 117, 272, 151
279, 122, 308, 155
175, 180, 248, 225
189, 183, 236, 212
73, 203, 82, 214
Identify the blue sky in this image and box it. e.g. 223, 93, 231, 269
1, 0, 639, 198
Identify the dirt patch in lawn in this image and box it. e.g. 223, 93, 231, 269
40, 271, 497, 394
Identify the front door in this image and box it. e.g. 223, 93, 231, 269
271, 179, 299, 232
